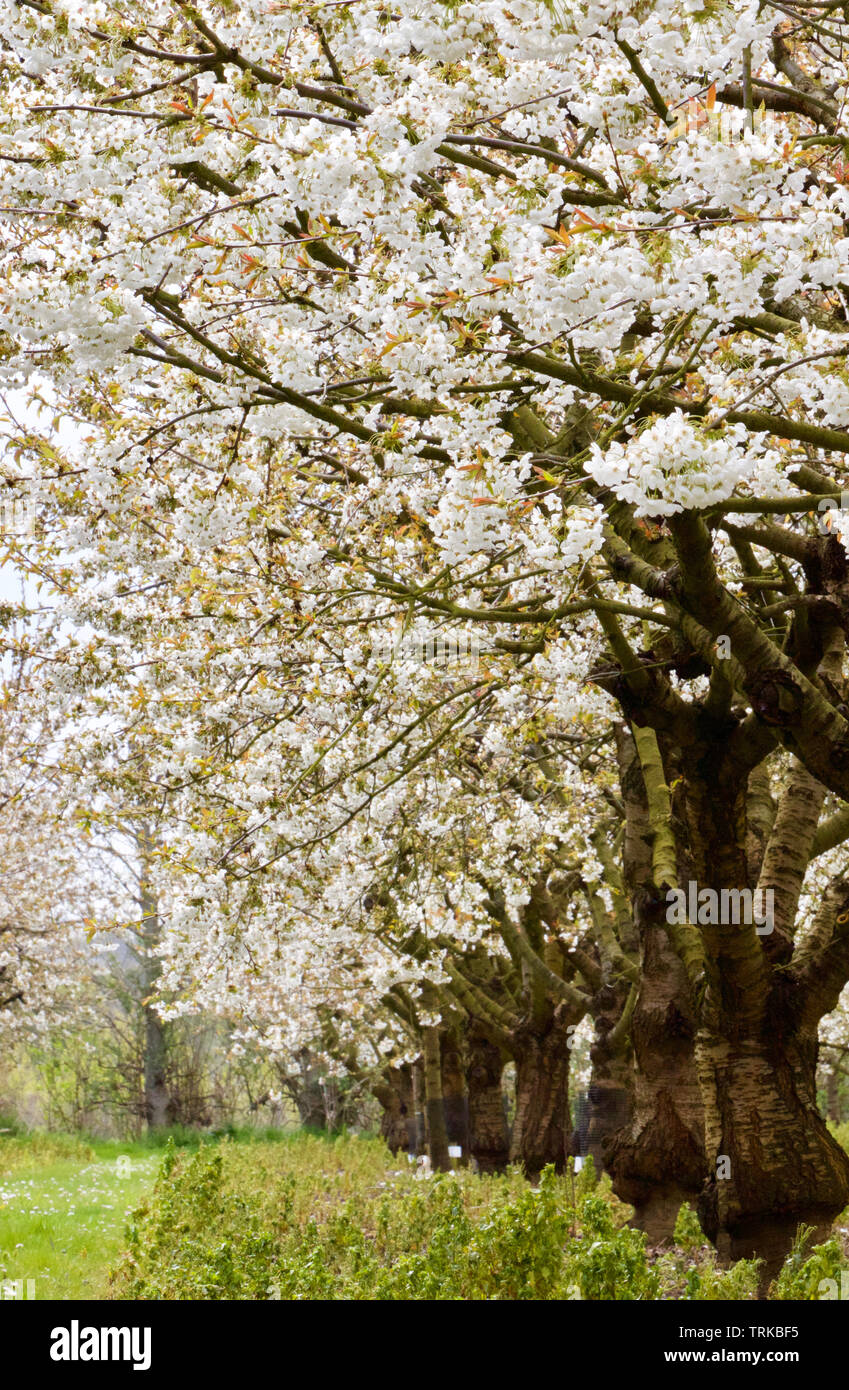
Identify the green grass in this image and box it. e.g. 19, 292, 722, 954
111, 1136, 756, 1301
0, 1123, 321, 1300
0, 1132, 162, 1299
4, 1125, 849, 1301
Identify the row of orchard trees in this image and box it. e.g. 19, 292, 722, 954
7, 0, 849, 1283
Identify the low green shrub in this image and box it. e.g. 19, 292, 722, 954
673, 1201, 707, 1254
107, 1135, 846, 1301
772, 1227, 849, 1301
563, 1193, 660, 1300
117, 1142, 284, 1300
113, 1145, 661, 1300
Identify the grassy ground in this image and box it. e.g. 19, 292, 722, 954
108, 1133, 849, 1300
4, 1125, 849, 1300
0, 1124, 299, 1300
0, 1131, 162, 1299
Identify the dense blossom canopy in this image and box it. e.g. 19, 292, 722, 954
4, 0, 849, 1078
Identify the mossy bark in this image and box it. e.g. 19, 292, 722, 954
465, 1030, 509, 1173
510, 1005, 579, 1178
440, 1029, 470, 1158
422, 1025, 450, 1171
375, 1064, 414, 1153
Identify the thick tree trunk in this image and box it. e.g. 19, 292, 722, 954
606, 906, 706, 1243
440, 1029, 469, 1158
410, 1057, 426, 1154
584, 977, 635, 1175
375, 1064, 414, 1153
422, 1026, 450, 1171
660, 751, 849, 1285
596, 566, 849, 1279
675, 760, 849, 1285
296, 1078, 327, 1129
696, 1022, 849, 1286
510, 1005, 576, 1178
605, 727, 705, 1240
586, 1043, 634, 1177
292, 1049, 330, 1129
465, 1031, 509, 1173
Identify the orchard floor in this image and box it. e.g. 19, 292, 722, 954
2, 1126, 849, 1300
0, 1131, 161, 1299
